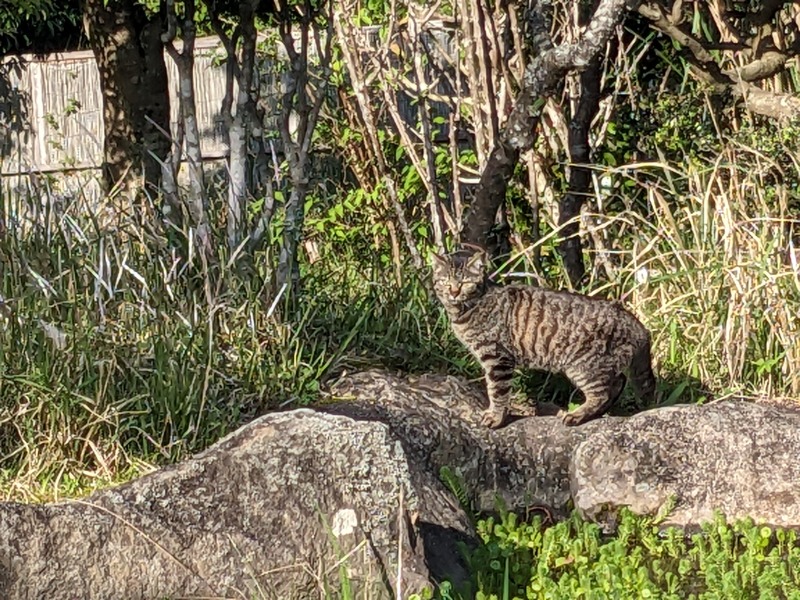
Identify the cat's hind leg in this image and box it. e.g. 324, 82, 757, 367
629, 341, 657, 405
561, 371, 626, 426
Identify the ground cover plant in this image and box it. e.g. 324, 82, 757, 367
423, 509, 800, 600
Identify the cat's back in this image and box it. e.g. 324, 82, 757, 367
493, 282, 649, 348
482, 283, 645, 370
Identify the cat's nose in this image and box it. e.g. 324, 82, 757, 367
449, 285, 460, 296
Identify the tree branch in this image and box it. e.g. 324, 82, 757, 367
749, 0, 789, 27
734, 82, 800, 121
161, 0, 178, 47
460, 0, 640, 250
638, 1, 800, 120
637, 2, 717, 66
734, 51, 787, 82
559, 55, 602, 288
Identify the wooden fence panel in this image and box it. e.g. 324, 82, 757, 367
1, 39, 233, 176
163, 40, 234, 160
0, 28, 459, 203
36, 53, 104, 170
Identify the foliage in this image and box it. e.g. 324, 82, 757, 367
0, 0, 81, 54
445, 509, 800, 600
1, 0, 800, 594
2, 121, 799, 495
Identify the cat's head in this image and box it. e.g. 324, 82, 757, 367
431, 250, 489, 306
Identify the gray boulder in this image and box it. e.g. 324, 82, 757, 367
0, 409, 472, 600
571, 400, 800, 529
329, 371, 800, 531
3, 369, 798, 600
326, 369, 621, 517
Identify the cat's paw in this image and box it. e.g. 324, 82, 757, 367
481, 407, 508, 429
559, 408, 590, 427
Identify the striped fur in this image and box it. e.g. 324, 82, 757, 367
431, 250, 656, 428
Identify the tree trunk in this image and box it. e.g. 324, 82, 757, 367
226, 0, 258, 251
277, 161, 307, 292
163, 0, 211, 255
459, 0, 640, 254
559, 56, 602, 288
275, 33, 308, 292
83, 0, 170, 198
276, 2, 333, 293
227, 105, 248, 251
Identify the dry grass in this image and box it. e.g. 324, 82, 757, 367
530, 144, 800, 402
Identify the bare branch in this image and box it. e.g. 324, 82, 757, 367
206, 10, 243, 82
460, 0, 640, 250
637, 2, 717, 65
735, 51, 788, 82
735, 82, 800, 121
332, 2, 423, 268
638, 1, 800, 120
302, 0, 334, 156
523, 0, 554, 53
161, 0, 178, 46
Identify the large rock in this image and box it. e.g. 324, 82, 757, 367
0, 410, 472, 600
3, 369, 799, 600
326, 370, 621, 517
329, 371, 800, 531
571, 400, 800, 529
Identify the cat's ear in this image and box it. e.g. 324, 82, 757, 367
431, 253, 449, 274
465, 249, 489, 273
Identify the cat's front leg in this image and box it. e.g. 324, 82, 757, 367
480, 353, 515, 429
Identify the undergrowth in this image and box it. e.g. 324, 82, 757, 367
421, 509, 800, 600
0, 196, 464, 500
1, 144, 799, 500
506, 150, 800, 406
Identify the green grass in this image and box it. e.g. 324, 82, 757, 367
0, 202, 464, 500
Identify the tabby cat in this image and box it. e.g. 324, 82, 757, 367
432, 250, 656, 428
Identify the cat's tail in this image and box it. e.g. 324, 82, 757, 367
629, 337, 657, 404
